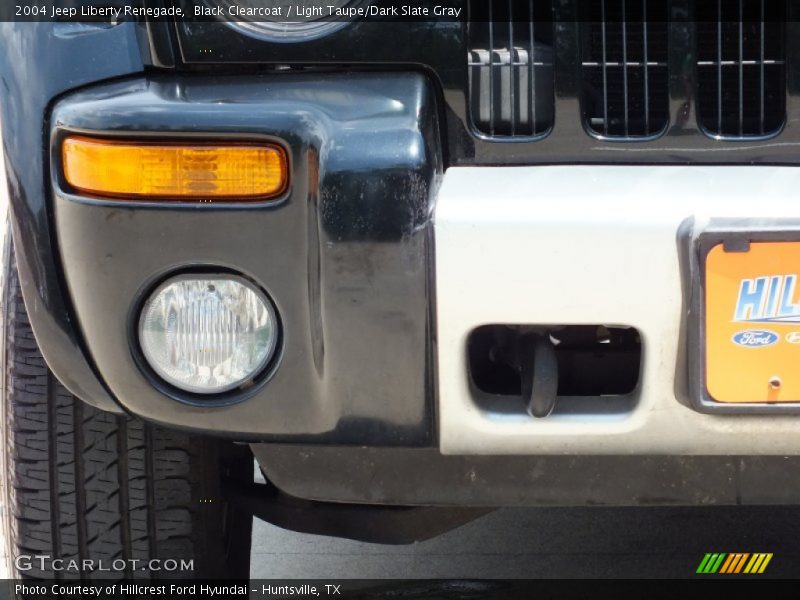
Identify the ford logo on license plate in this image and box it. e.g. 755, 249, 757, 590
732, 329, 779, 348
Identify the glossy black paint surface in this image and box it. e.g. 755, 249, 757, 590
0, 22, 147, 413
174, 1, 800, 165
51, 73, 440, 444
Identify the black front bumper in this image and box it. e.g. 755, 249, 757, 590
49, 72, 441, 445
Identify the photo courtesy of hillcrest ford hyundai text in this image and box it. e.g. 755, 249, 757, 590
4, 0, 800, 590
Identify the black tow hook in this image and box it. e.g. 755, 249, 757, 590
519, 333, 559, 418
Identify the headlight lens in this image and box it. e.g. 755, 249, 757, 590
212, 0, 365, 42
139, 276, 278, 394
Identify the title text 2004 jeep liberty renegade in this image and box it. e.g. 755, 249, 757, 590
3, 0, 800, 578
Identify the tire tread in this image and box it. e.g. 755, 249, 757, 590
2, 243, 251, 580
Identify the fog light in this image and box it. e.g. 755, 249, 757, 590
139, 276, 278, 394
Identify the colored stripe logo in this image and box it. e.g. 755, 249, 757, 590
697, 553, 773, 574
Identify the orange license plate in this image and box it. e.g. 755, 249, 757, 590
706, 241, 800, 403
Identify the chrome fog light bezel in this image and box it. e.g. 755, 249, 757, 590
136, 272, 280, 399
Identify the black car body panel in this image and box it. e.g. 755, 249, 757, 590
0, 21, 148, 413
51, 73, 440, 444
174, 1, 800, 165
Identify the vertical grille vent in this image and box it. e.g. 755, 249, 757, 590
467, 0, 554, 138
696, 0, 786, 138
581, 0, 670, 138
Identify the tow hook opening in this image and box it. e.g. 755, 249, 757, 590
467, 325, 642, 418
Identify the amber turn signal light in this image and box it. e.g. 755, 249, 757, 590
62, 136, 288, 201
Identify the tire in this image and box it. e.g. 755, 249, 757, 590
0, 231, 252, 580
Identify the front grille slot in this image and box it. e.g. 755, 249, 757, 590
466, 0, 789, 144
696, 0, 786, 138
581, 0, 670, 138
467, 0, 554, 138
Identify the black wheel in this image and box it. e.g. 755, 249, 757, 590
0, 230, 252, 580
